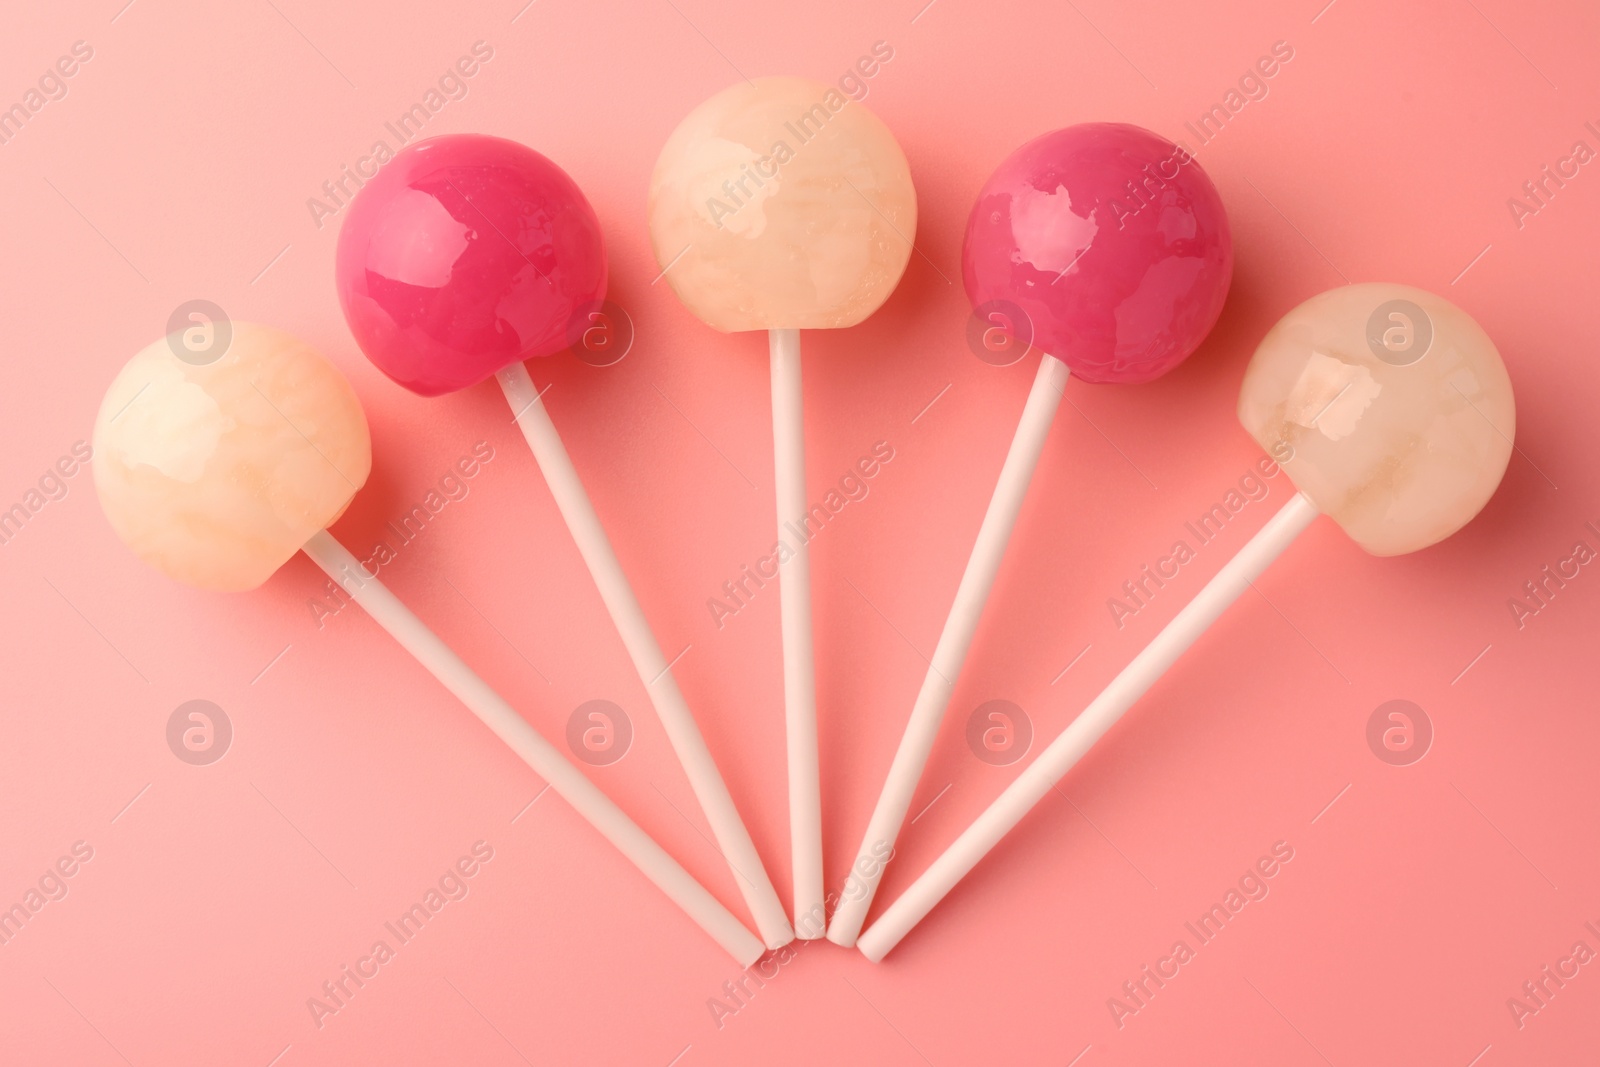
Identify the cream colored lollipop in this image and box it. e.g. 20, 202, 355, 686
95, 323, 371, 592
92, 326, 764, 966
649, 75, 915, 330
650, 77, 918, 937
1239, 282, 1514, 555
857, 283, 1516, 961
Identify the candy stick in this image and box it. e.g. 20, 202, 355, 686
495, 360, 791, 945
648, 78, 918, 935
831, 124, 1234, 945
304, 531, 765, 964
828, 351, 1070, 943
857, 492, 1316, 960
335, 134, 792, 949
768, 327, 823, 930
93, 324, 766, 965
858, 282, 1517, 960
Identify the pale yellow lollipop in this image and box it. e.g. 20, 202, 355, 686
90, 324, 769, 965
1239, 283, 1515, 556
93, 323, 371, 592
648, 76, 917, 331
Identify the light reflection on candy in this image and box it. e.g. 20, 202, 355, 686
1240, 282, 1515, 556
856, 284, 1517, 962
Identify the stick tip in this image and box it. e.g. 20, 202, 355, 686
855, 927, 893, 963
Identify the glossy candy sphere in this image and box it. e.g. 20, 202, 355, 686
1239, 283, 1515, 556
335, 134, 607, 396
963, 123, 1233, 383
94, 324, 372, 592
648, 76, 917, 332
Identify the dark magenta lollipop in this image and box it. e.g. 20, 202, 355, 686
334, 133, 607, 396
963, 122, 1232, 383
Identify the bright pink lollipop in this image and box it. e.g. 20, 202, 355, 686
335, 134, 793, 950
830, 123, 1232, 946
336, 134, 606, 395
964, 123, 1232, 382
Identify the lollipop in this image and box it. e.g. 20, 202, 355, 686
334, 133, 793, 950
828, 123, 1232, 946
649, 76, 918, 935
93, 324, 766, 966
856, 282, 1516, 959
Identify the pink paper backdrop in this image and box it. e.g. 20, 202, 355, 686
3, 0, 1597, 1063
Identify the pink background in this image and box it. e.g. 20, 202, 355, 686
3, 0, 1598, 1063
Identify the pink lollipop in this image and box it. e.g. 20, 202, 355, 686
963, 123, 1232, 383
830, 123, 1233, 946
336, 134, 792, 949
337, 134, 606, 394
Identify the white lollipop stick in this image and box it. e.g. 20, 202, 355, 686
496, 362, 793, 949
769, 328, 826, 937
857, 491, 1318, 961
829, 352, 1071, 946
301, 531, 765, 966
